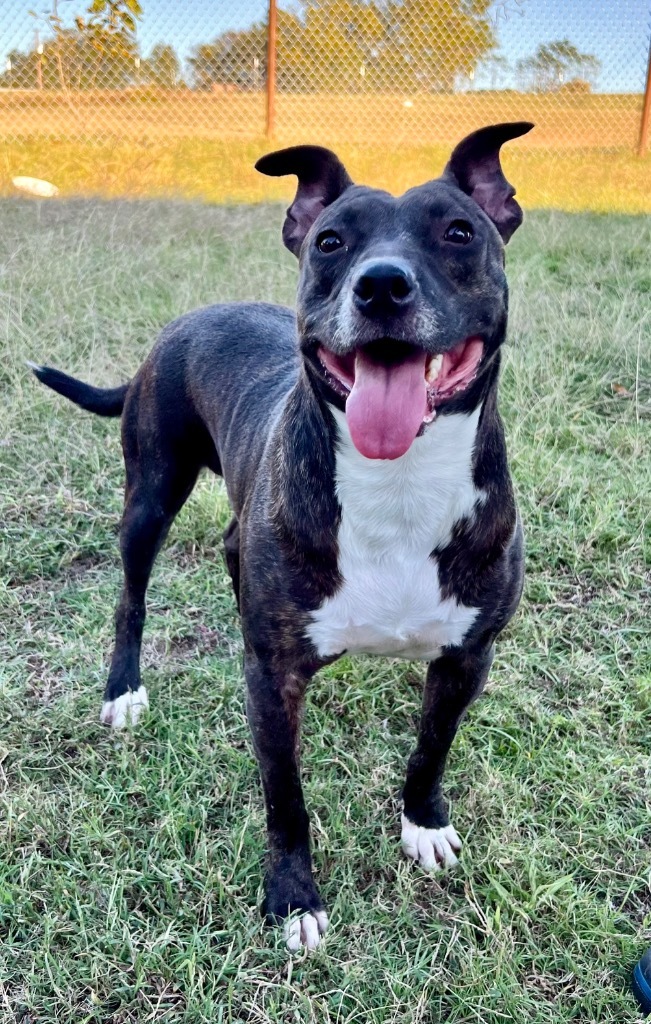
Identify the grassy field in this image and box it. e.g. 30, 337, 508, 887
1, 89, 650, 212
1, 196, 650, 1022
0, 90, 643, 147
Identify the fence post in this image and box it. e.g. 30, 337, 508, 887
639, 28, 651, 155
266, 0, 277, 139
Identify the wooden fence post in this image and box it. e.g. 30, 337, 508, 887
266, 0, 277, 139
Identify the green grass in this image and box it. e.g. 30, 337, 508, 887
1, 197, 650, 1022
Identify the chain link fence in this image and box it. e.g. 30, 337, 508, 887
2, 0, 650, 209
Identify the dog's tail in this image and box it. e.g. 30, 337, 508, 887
27, 361, 129, 417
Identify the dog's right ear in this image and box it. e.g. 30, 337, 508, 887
256, 146, 354, 257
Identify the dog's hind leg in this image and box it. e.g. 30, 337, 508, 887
100, 387, 206, 728
100, 463, 200, 727
222, 516, 241, 611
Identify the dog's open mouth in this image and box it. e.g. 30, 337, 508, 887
317, 337, 484, 460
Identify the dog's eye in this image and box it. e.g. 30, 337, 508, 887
317, 231, 344, 254
444, 221, 474, 245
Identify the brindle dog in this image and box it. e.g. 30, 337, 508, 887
31, 122, 532, 951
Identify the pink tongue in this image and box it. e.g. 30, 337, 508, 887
346, 347, 428, 460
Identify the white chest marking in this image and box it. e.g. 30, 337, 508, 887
307, 406, 484, 661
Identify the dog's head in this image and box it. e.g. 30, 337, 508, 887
256, 122, 532, 460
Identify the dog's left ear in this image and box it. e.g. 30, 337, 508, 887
256, 145, 354, 256
443, 122, 534, 243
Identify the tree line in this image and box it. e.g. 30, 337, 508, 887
2, 0, 600, 94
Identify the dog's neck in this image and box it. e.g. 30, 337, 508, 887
266, 347, 503, 589
326, 401, 484, 555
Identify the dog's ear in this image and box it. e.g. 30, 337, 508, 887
443, 122, 533, 243
256, 146, 354, 256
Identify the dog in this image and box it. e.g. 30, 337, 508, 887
31, 121, 531, 952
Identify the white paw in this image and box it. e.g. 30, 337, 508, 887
283, 911, 329, 953
100, 686, 149, 729
401, 814, 462, 871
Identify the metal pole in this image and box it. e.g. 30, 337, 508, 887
638, 26, 651, 156
266, 0, 277, 139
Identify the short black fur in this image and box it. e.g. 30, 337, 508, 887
32, 122, 532, 946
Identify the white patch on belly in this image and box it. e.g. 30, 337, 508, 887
307, 406, 483, 661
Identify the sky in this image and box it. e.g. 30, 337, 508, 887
3, 0, 650, 93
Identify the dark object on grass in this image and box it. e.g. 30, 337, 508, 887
633, 948, 651, 1016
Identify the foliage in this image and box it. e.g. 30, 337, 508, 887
2, 2, 603, 99
516, 38, 601, 94
141, 43, 182, 88
188, 0, 496, 93
2, 49, 38, 89
6, 29, 135, 90
2, 0, 142, 90
381, 0, 494, 92
85, 0, 142, 36
189, 28, 266, 92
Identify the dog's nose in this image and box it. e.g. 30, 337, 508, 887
352, 259, 416, 315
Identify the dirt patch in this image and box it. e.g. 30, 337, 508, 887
24, 655, 67, 706
617, 882, 651, 928
7, 550, 112, 591
60, 550, 111, 578
141, 625, 242, 667
170, 624, 241, 658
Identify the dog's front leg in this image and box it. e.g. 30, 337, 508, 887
401, 644, 494, 871
244, 657, 327, 951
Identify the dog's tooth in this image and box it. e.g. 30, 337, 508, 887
425, 354, 443, 383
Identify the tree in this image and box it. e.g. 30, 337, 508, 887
73, 0, 143, 88
0, 0, 142, 90
479, 52, 511, 90
87, 0, 142, 36
142, 44, 182, 88
189, 27, 266, 90
516, 39, 600, 93
2, 50, 38, 88
188, 0, 495, 94
378, 0, 495, 93
298, 0, 385, 92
